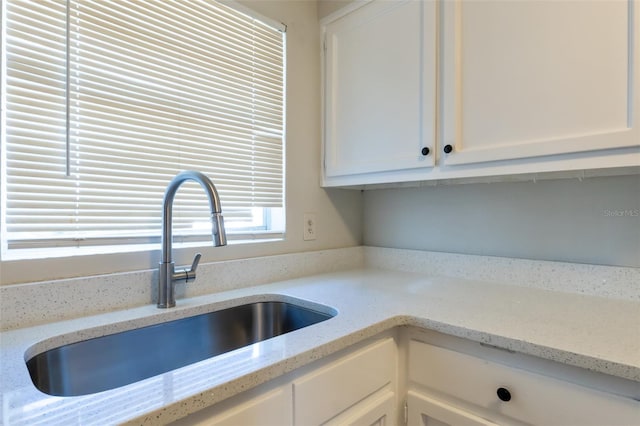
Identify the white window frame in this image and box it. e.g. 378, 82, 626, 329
1, 0, 287, 262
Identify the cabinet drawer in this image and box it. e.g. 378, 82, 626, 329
294, 337, 397, 425
408, 340, 639, 426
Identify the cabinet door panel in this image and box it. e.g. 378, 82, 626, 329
442, 0, 639, 165
407, 391, 500, 426
324, 389, 396, 426
324, 0, 436, 177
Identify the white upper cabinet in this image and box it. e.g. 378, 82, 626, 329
321, 0, 640, 187
323, 0, 437, 179
441, 0, 639, 166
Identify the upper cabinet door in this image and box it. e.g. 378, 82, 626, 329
441, 0, 639, 166
323, 0, 437, 178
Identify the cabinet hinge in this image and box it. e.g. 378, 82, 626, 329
403, 399, 408, 425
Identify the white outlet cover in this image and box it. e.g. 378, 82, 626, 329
303, 213, 316, 241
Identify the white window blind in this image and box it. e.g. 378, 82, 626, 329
2, 0, 286, 255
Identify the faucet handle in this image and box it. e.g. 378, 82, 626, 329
184, 253, 202, 282
190, 253, 202, 272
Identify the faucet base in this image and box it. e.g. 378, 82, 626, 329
158, 261, 176, 308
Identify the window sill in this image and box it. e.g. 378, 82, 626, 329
0, 233, 287, 285
1, 233, 284, 262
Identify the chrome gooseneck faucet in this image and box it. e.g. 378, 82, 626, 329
158, 171, 227, 308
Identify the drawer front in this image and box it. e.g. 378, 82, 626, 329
294, 337, 397, 425
409, 340, 640, 426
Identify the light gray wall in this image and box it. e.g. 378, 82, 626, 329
363, 175, 640, 267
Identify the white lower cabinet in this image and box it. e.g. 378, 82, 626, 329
407, 339, 640, 426
173, 332, 639, 426
171, 336, 399, 426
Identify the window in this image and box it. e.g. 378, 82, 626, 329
1, 0, 286, 259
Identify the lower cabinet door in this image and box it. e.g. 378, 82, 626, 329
407, 391, 500, 426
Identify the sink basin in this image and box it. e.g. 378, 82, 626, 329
26, 300, 335, 396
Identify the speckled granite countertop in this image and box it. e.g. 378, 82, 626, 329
1, 268, 639, 425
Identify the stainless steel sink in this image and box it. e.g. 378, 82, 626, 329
26, 300, 335, 396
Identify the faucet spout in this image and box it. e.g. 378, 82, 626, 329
158, 171, 227, 308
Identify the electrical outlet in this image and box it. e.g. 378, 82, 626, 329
303, 213, 316, 241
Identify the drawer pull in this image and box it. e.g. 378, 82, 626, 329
421, 147, 430, 156
497, 387, 512, 402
